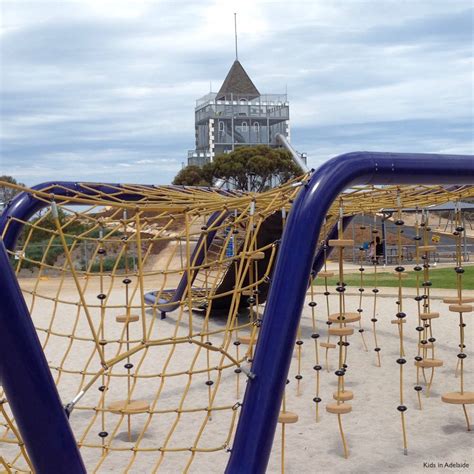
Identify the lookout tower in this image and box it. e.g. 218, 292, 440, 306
187, 60, 290, 167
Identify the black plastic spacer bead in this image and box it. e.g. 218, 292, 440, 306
396, 358, 407, 365
124, 363, 133, 369
309, 301, 317, 307
374, 347, 381, 352
397, 405, 407, 412
313, 397, 322, 403
98, 431, 108, 438
313, 365, 322, 371
205, 380, 214, 386
311, 333, 320, 339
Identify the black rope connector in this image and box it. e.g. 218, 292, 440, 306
397, 405, 407, 412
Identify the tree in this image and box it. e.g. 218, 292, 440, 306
172, 165, 213, 187
0, 175, 25, 207
172, 146, 302, 191
211, 146, 301, 192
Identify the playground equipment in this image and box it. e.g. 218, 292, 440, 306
0, 152, 473, 473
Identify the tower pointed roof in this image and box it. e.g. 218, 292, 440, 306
217, 60, 260, 100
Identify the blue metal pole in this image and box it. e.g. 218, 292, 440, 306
226, 151, 474, 473
0, 241, 86, 473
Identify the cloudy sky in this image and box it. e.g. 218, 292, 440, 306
1, 0, 472, 185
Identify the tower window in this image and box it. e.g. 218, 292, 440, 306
241, 121, 248, 132
218, 121, 224, 132
253, 122, 260, 132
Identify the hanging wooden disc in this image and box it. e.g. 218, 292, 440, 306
441, 392, 474, 405
328, 327, 354, 336
320, 342, 336, 349
333, 390, 354, 401
116, 314, 140, 323
318, 271, 335, 278
278, 411, 299, 424
420, 312, 440, 320
449, 304, 472, 313
443, 297, 474, 304
328, 312, 361, 323
414, 358, 443, 368
418, 245, 436, 252
326, 403, 352, 414
418, 343, 434, 349
237, 334, 257, 345
108, 400, 150, 415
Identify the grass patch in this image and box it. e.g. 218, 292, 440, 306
314, 266, 473, 290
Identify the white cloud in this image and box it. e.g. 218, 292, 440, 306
0, 0, 472, 184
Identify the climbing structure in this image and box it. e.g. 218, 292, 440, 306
0, 151, 473, 473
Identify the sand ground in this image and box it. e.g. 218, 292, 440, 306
1, 277, 473, 474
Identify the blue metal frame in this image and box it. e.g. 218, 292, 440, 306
0, 243, 86, 473
0, 153, 472, 473
226, 151, 474, 473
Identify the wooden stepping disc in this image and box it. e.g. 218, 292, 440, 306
333, 390, 354, 401
250, 251, 265, 260
418, 245, 436, 252
420, 312, 440, 320
418, 343, 434, 350
449, 304, 473, 313
443, 297, 474, 304
328, 327, 354, 336
108, 400, 150, 415
318, 271, 335, 278
415, 358, 443, 368
391, 319, 406, 324
278, 411, 299, 424
328, 239, 354, 248
328, 312, 361, 323
116, 314, 140, 323
238, 335, 257, 345
320, 342, 336, 349
441, 391, 474, 405
326, 403, 352, 414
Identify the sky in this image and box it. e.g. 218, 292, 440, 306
0, 0, 473, 185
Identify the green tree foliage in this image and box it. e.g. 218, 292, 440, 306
172, 165, 213, 186
212, 146, 301, 192
0, 175, 25, 205
173, 146, 301, 191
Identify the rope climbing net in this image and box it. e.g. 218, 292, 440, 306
0, 178, 473, 472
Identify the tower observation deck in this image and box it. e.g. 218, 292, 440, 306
187, 60, 290, 167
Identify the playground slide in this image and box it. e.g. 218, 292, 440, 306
276, 133, 309, 173
145, 211, 352, 314
143, 210, 229, 315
